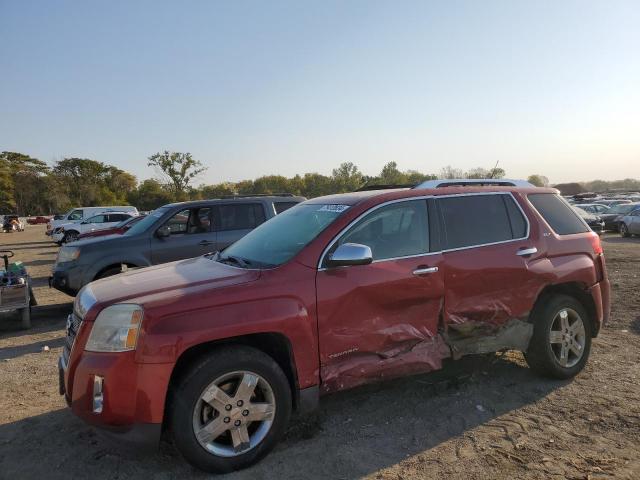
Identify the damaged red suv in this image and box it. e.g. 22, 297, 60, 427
59, 180, 610, 472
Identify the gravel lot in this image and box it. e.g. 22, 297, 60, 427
1, 225, 639, 479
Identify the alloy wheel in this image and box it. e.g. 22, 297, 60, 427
192, 371, 276, 457
548, 308, 586, 368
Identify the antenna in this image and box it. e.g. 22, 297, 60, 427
488, 160, 500, 179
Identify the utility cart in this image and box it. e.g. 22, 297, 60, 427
0, 250, 35, 329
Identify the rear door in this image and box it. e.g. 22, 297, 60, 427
316, 199, 446, 392
437, 193, 544, 343
150, 207, 215, 264
213, 203, 266, 251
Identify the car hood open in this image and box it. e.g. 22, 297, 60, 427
84, 256, 260, 310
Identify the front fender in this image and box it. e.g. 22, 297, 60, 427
136, 275, 319, 390
83, 254, 153, 284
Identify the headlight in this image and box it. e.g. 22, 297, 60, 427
85, 304, 144, 352
57, 246, 80, 263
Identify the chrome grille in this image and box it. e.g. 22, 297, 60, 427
62, 313, 82, 364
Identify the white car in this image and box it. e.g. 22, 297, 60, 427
47, 205, 139, 236
52, 212, 135, 244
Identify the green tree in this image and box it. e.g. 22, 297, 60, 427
127, 179, 175, 210
331, 162, 363, 192
300, 173, 333, 198
527, 174, 549, 187
378, 161, 405, 184
147, 151, 207, 200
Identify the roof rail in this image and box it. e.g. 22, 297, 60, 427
414, 178, 534, 189
356, 184, 415, 191
217, 193, 295, 199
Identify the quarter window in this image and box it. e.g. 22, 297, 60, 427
528, 194, 589, 235
439, 194, 525, 249
335, 200, 429, 261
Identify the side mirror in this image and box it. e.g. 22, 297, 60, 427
156, 225, 171, 238
81, 221, 88, 224
326, 243, 373, 267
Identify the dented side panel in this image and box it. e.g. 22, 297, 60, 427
441, 240, 547, 335
316, 254, 447, 392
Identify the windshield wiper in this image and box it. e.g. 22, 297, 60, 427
218, 254, 250, 268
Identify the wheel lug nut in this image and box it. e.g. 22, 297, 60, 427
225, 404, 232, 411
223, 417, 230, 423
242, 410, 249, 416
237, 400, 244, 407
234, 420, 241, 426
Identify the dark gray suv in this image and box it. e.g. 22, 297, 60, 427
49, 195, 305, 295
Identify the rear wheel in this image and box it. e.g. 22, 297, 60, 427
170, 346, 292, 473
525, 294, 592, 379
620, 223, 631, 238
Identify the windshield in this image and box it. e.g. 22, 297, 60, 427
124, 207, 169, 236
217, 203, 350, 268
608, 204, 636, 214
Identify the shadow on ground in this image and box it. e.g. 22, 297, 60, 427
0, 354, 566, 479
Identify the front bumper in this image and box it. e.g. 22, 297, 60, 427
50, 270, 80, 296
52, 232, 64, 243
60, 346, 173, 450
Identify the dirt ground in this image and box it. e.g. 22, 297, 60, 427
1, 225, 639, 479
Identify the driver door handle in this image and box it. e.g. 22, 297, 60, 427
413, 266, 438, 275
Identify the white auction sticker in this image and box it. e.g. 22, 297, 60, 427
318, 205, 350, 213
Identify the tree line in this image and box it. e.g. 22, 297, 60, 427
1, 150, 636, 214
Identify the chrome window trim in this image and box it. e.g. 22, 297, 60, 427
317, 192, 530, 270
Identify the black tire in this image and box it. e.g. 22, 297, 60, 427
96, 266, 122, 280
20, 307, 31, 329
525, 294, 592, 379
170, 346, 292, 473
63, 231, 79, 243
620, 223, 631, 238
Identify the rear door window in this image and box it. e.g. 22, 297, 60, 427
528, 194, 589, 235
215, 204, 266, 231
439, 194, 526, 249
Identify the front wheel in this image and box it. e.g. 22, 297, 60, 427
63, 231, 79, 243
620, 223, 631, 238
170, 346, 292, 473
525, 294, 592, 379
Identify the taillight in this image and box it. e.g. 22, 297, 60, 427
589, 232, 603, 255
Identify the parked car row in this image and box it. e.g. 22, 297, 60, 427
57, 180, 612, 473
49, 195, 305, 295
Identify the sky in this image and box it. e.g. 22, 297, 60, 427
1, 0, 639, 185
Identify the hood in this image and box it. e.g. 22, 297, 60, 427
73, 233, 131, 247
82, 256, 260, 309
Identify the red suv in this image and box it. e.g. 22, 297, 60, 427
59, 180, 610, 472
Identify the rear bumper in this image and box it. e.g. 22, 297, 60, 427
588, 279, 610, 336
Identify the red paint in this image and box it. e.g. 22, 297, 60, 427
61, 186, 611, 444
